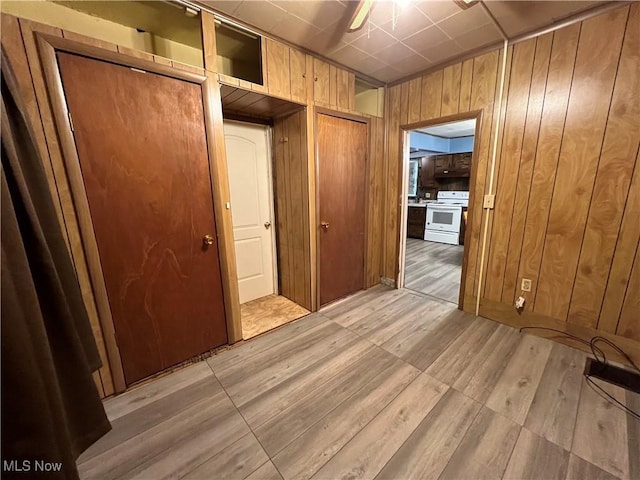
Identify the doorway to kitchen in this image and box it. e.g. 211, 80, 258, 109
399, 117, 479, 306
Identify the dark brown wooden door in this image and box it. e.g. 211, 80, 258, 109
317, 114, 367, 305
57, 53, 227, 385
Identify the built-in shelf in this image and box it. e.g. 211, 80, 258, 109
15, 1, 206, 67
355, 78, 384, 117
215, 21, 263, 85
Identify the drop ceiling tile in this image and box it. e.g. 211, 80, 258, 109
270, 0, 348, 27
436, 5, 491, 39
340, 26, 370, 46
454, 23, 502, 50
348, 54, 389, 75
270, 13, 322, 45
421, 39, 464, 64
484, 1, 605, 37
348, 26, 398, 54
377, 5, 434, 40
402, 25, 450, 55
200, 0, 243, 16
369, 0, 395, 26
484, 2, 552, 37
304, 27, 344, 55
370, 65, 404, 83
232, 0, 288, 32
390, 53, 432, 75
331, 44, 370, 66
373, 41, 416, 64
415, 0, 461, 23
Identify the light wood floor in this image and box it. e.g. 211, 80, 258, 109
79, 286, 639, 480
241, 294, 310, 340
404, 238, 464, 304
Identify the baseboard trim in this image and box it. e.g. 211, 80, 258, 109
381, 277, 396, 288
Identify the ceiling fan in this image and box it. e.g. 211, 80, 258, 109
348, 0, 480, 32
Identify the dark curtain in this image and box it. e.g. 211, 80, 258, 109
1, 49, 111, 479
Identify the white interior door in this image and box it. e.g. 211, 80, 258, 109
224, 121, 275, 304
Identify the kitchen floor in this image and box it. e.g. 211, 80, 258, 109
79, 286, 639, 480
404, 238, 464, 303
241, 294, 310, 340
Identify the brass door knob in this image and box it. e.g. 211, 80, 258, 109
264, 221, 272, 229
203, 234, 214, 246
321, 222, 330, 230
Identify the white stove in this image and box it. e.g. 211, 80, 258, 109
424, 191, 469, 245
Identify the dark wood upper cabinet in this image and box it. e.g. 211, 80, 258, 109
419, 156, 436, 188
434, 152, 472, 178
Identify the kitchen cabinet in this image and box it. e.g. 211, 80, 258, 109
419, 156, 436, 188
453, 152, 472, 177
407, 205, 427, 238
434, 152, 472, 178
434, 154, 453, 177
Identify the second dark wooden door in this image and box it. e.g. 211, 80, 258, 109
317, 114, 367, 305
58, 52, 228, 385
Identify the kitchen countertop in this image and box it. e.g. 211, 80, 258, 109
407, 201, 437, 208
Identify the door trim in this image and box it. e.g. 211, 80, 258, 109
36, 33, 242, 393
398, 110, 484, 309
313, 107, 371, 308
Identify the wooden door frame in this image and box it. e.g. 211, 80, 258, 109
313, 107, 371, 309
398, 110, 484, 310
36, 33, 242, 393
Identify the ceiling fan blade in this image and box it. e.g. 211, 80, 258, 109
348, 0, 374, 32
453, 0, 480, 10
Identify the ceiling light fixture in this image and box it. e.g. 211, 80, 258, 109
394, 0, 412, 8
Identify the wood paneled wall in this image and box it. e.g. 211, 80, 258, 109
273, 110, 312, 310
385, 4, 640, 352
366, 116, 386, 288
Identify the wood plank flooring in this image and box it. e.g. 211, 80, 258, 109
241, 294, 310, 339
79, 286, 640, 480
404, 238, 464, 303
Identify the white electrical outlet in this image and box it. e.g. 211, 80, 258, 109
521, 278, 532, 292
483, 194, 495, 209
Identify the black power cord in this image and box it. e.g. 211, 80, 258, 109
519, 326, 640, 420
